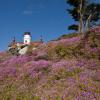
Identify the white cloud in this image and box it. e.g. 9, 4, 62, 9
22, 10, 33, 15
21, 0, 46, 15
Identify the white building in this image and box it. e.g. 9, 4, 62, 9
8, 32, 43, 55
23, 32, 31, 45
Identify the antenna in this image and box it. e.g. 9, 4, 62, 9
40, 34, 43, 42
13, 36, 16, 43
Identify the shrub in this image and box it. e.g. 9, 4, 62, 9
51, 67, 81, 81
47, 43, 76, 60
59, 44, 77, 58
92, 71, 100, 82
58, 33, 78, 40
55, 44, 67, 58
35, 53, 49, 61
16, 92, 39, 100
47, 47, 59, 61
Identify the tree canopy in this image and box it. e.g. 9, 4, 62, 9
66, 0, 100, 33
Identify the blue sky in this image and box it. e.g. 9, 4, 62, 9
1, 0, 99, 51
0, 0, 73, 51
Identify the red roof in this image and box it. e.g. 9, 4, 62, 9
9, 41, 43, 48
30, 41, 43, 47
16, 42, 24, 44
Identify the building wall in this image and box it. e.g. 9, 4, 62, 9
24, 34, 31, 44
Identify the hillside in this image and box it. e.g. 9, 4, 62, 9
0, 32, 100, 100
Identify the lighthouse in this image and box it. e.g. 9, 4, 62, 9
24, 32, 31, 45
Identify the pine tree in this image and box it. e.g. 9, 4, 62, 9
67, 0, 100, 33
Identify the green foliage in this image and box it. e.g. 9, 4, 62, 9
35, 54, 49, 61
0, 84, 17, 100
78, 83, 87, 91
47, 43, 76, 60
55, 44, 68, 58
52, 68, 81, 81
58, 33, 78, 39
73, 46, 85, 58
48, 32, 100, 60
16, 92, 40, 100
0, 95, 11, 100
41, 67, 51, 74
68, 24, 78, 31
96, 88, 100, 93
67, 0, 100, 31
16, 93, 30, 100
57, 44, 76, 58
89, 32, 97, 48
23, 74, 40, 85
47, 47, 59, 61
44, 82, 53, 89
55, 96, 62, 100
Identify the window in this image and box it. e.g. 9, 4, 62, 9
25, 40, 27, 43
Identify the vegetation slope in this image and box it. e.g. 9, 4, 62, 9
0, 32, 100, 100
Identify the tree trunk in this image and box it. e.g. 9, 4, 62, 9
85, 14, 92, 32
79, 15, 84, 34
78, 0, 84, 34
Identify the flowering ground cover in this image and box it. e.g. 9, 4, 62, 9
0, 33, 100, 100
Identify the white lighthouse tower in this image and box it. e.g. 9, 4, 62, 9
24, 32, 31, 45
